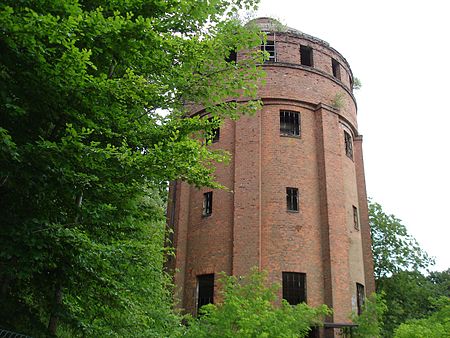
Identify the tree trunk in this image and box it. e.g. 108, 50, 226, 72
48, 282, 63, 336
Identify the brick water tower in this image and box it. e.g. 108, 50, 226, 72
167, 17, 375, 335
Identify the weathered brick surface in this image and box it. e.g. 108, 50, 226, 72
167, 18, 375, 332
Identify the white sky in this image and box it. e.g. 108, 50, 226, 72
255, 0, 450, 271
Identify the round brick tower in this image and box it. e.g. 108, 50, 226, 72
167, 17, 375, 335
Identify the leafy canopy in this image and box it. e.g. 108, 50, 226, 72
184, 269, 331, 338
0, 0, 264, 336
369, 201, 434, 280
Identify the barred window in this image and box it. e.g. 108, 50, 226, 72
197, 274, 214, 312
261, 40, 276, 62
280, 111, 300, 136
344, 131, 353, 159
203, 192, 213, 216
282, 272, 306, 305
286, 187, 299, 212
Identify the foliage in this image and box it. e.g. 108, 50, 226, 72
352, 77, 362, 90
183, 269, 331, 338
331, 92, 345, 109
0, 0, 264, 336
377, 269, 450, 337
368, 201, 434, 281
393, 297, 450, 338
350, 293, 387, 338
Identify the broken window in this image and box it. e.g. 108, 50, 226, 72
356, 283, 365, 315
286, 187, 299, 212
353, 205, 359, 230
300, 45, 313, 67
280, 110, 300, 136
332, 58, 341, 80
282, 272, 306, 305
197, 274, 214, 312
203, 192, 213, 216
344, 131, 353, 160
261, 40, 276, 62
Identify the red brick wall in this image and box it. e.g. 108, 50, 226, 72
168, 22, 374, 326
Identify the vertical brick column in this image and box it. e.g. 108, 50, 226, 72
232, 112, 262, 277
168, 181, 191, 309
354, 136, 376, 294
315, 104, 352, 323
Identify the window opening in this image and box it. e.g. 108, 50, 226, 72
197, 274, 214, 312
286, 187, 299, 212
203, 192, 213, 216
207, 117, 220, 143
282, 272, 306, 305
280, 110, 300, 136
332, 58, 341, 80
261, 40, 276, 62
344, 131, 353, 159
300, 45, 313, 66
356, 283, 365, 315
353, 205, 359, 230
225, 49, 237, 63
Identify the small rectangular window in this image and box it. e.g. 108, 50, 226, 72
344, 131, 353, 159
225, 49, 237, 63
300, 45, 313, 67
332, 58, 341, 80
286, 187, 299, 212
261, 40, 276, 62
282, 272, 306, 305
203, 192, 213, 216
353, 205, 359, 230
280, 110, 300, 136
197, 274, 214, 312
207, 117, 220, 143
356, 283, 365, 315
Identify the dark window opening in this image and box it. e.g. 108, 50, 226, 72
356, 283, 365, 315
207, 117, 220, 143
203, 192, 213, 216
344, 131, 353, 159
286, 187, 299, 212
280, 110, 300, 136
261, 40, 276, 62
300, 45, 313, 67
197, 274, 214, 312
307, 327, 319, 338
332, 58, 341, 80
225, 49, 237, 63
353, 205, 359, 230
282, 272, 306, 305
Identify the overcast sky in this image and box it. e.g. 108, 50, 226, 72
254, 0, 449, 271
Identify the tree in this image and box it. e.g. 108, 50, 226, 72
0, 0, 264, 336
369, 201, 434, 281
393, 297, 450, 338
183, 269, 330, 338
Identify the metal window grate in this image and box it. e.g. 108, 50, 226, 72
203, 192, 213, 216
282, 272, 306, 305
197, 274, 214, 311
344, 131, 353, 159
261, 40, 276, 62
286, 187, 299, 212
280, 111, 300, 136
